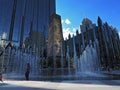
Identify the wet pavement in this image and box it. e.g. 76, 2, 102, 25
0, 70, 120, 90
0, 79, 120, 90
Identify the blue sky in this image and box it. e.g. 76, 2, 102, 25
56, 0, 120, 39
0, 0, 119, 41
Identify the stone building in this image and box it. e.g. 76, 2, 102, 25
65, 17, 120, 69
47, 14, 64, 57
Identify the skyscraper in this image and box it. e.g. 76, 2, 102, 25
0, 0, 56, 46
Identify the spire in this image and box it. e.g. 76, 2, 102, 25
68, 34, 71, 39
105, 22, 108, 27
97, 16, 102, 27
76, 30, 79, 35
19, 0, 27, 48
29, 0, 35, 36
8, 0, 17, 41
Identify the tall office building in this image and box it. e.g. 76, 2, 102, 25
36, 0, 56, 35
23, 0, 56, 48
24, 0, 56, 55
0, 0, 56, 47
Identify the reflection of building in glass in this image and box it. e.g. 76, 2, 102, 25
24, 30, 45, 56
0, 0, 56, 46
0, 32, 7, 48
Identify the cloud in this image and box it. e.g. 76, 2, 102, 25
65, 19, 71, 25
62, 27, 79, 40
62, 28, 70, 40
61, 19, 64, 24
119, 32, 120, 37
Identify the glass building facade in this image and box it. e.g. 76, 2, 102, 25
0, 0, 56, 42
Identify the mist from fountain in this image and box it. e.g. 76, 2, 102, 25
73, 35, 78, 74
4, 45, 40, 79
79, 44, 97, 72
76, 40, 104, 78
60, 42, 64, 75
67, 46, 71, 75
2, 37, 103, 80
53, 45, 56, 75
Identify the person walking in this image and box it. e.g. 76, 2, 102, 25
0, 73, 3, 82
25, 63, 30, 80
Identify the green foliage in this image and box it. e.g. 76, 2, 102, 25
42, 56, 75, 69
47, 57, 53, 67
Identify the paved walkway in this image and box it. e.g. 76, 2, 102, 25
0, 80, 120, 90
2, 70, 120, 80
103, 70, 120, 75
0, 70, 120, 90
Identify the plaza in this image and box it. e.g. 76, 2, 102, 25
0, 79, 120, 90
0, 0, 120, 90
0, 70, 120, 90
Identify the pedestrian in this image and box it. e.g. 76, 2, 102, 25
107, 66, 110, 72
25, 63, 30, 80
0, 73, 3, 82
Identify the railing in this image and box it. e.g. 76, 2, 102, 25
0, 42, 13, 73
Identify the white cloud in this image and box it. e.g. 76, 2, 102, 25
61, 19, 64, 24
65, 19, 71, 25
62, 27, 78, 40
62, 28, 70, 40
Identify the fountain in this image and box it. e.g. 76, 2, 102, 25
2, 45, 40, 79
60, 42, 64, 75
73, 35, 78, 74
1, 37, 105, 80
53, 45, 56, 75
75, 40, 106, 79
67, 46, 71, 75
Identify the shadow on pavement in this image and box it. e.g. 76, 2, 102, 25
0, 83, 55, 90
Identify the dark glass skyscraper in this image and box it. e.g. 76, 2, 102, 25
0, 0, 56, 45
38, 0, 56, 37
